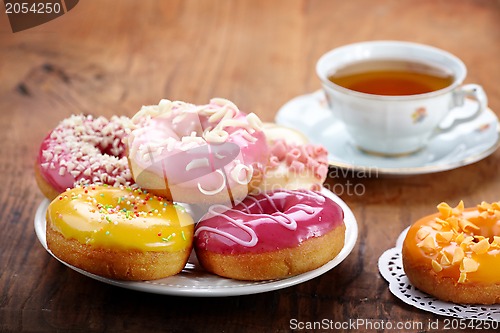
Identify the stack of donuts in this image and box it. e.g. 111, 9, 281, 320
36, 98, 346, 281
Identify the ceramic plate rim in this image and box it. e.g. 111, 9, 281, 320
277, 90, 500, 176
34, 187, 358, 297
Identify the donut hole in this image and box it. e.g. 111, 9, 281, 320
99, 141, 126, 158
260, 192, 318, 217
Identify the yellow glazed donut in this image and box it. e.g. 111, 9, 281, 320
402, 201, 500, 304
46, 185, 194, 280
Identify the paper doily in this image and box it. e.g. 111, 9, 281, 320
379, 228, 500, 322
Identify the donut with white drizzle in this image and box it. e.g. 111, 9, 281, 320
194, 189, 345, 280
35, 114, 134, 200
127, 98, 269, 204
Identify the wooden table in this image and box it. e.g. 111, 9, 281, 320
1, 1, 499, 332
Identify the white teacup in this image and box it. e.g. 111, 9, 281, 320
316, 41, 488, 156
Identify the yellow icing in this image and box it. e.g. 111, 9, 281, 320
403, 201, 500, 284
47, 185, 194, 252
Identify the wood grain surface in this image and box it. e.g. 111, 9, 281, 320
0, 1, 499, 332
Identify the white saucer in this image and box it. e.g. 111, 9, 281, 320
276, 90, 500, 176
34, 187, 358, 297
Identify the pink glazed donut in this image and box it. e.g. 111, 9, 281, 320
35, 114, 134, 200
127, 98, 269, 204
194, 189, 346, 280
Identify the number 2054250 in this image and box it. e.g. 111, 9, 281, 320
443, 319, 499, 330
5, 2, 62, 14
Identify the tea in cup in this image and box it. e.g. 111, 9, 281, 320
316, 41, 487, 155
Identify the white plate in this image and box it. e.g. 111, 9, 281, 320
34, 188, 358, 297
276, 90, 500, 176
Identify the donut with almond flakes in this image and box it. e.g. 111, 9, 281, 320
402, 200, 500, 304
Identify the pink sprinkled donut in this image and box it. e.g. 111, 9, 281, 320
127, 98, 269, 205
256, 123, 329, 193
35, 114, 135, 200
194, 189, 345, 280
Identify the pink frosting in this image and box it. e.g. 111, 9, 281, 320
37, 115, 133, 193
128, 99, 269, 197
194, 189, 344, 254
269, 139, 328, 180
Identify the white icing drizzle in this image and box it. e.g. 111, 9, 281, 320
131, 98, 261, 157
186, 158, 210, 171
203, 128, 229, 143
261, 192, 279, 212
196, 190, 324, 247
196, 195, 314, 247
237, 200, 252, 214
246, 113, 263, 131
214, 152, 226, 159
282, 189, 326, 204
196, 204, 259, 247
129, 98, 265, 196
240, 129, 258, 143
216, 118, 250, 130
244, 195, 263, 212
292, 203, 316, 215
207, 104, 236, 123
272, 212, 297, 230
158, 99, 173, 113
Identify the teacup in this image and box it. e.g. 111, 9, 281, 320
316, 41, 487, 156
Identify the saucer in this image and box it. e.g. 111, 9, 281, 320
276, 90, 500, 176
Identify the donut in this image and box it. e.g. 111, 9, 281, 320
402, 200, 500, 304
127, 98, 269, 205
35, 114, 134, 200
46, 185, 194, 280
194, 189, 345, 280
254, 123, 329, 193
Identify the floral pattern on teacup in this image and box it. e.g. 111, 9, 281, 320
475, 123, 490, 133
411, 107, 427, 124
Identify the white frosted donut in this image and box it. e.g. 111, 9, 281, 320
127, 98, 269, 204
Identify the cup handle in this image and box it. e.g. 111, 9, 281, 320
437, 84, 488, 132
